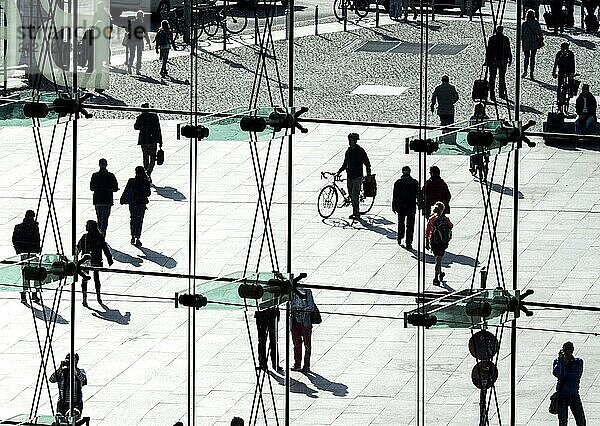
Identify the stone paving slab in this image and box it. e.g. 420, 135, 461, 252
0, 117, 599, 425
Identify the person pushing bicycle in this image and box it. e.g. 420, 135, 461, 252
552, 42, 576, 113
336, 133, 372, 220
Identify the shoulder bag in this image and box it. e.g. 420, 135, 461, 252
310, 304, 322, 325
120, 180, 134, 205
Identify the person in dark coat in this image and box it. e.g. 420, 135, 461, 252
77, 220, 113, 305
484, 26, 512, 101
425, 201, 453, 286
553, 341, 586, 426
550, 0, 565, 34
521, 9, 544, 80
12, 210, 41, 303
421, 165, 451, 217
255, 306, 280, 371
336, 133, 372, 220
121, 166, 151, 247
575, 84, 597, 135
134, 103, 163, 178
90, 158, 119, 236
126, 10, 151, 75
392, 166, 419, 249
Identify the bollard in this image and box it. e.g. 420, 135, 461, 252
376, 0, 380, 27
315, 5, 319, 35
480, 268, 488, 289
285, 7, 289, 40
255, 17, 259, 45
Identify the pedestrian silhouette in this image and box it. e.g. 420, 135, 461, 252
90, 158, 119, 236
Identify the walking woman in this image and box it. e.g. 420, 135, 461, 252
77, 220, 113, 305
121, 166, 151, 247
154, 20, 176, 78
522, 9, 544, 80
291, 289, 315, 372
425, 201, 453, 286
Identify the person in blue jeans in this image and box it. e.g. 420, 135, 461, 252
553, 341, 586, 426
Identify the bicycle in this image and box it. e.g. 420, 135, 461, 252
556, 72, 580, 115
332, 0, 370, 21
200, 1, 248, 38
163, 7, 189, 42
317, 172, 375, 219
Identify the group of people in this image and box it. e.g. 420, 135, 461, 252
12, 105, 162, 305
123, 12, 177, 78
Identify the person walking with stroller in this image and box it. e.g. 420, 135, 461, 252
77, 220, 113, 305
121, 166, 152, 247
425, 201, 453, 286
336, 133, 372, 220
392, 166, 419, 249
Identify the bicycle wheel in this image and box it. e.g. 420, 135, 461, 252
355, 0, 370, 18
317, 186, 338, 219
333, 0, 350, 21
359, 191, 375, 215
201, 9, 220, 38
225, 7, 248, 34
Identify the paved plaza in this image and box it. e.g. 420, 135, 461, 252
1, 4, 600, 426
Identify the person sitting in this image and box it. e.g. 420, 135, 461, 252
575, 84, 597, 136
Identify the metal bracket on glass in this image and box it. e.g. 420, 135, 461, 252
0, 254, 77, 292
21, 92, 94, 119
403, 288, 529, 329
240, 106, 309, 134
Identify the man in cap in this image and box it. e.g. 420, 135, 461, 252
90, 158, 119, 236
134, 102, 163, 178
392, 166, 419, 249
12, 210, 41, 303
553, 341, 586, 425
337, 133, 372, 220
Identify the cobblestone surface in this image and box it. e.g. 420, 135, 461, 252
97, 14, 600, 132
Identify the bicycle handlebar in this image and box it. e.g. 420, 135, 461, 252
321, 171, 343, 181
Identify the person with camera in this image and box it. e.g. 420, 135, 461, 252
552, 342, 586, 425
49, 353, 87, 419
336, 133, 372, 221
552, 42, 576, 111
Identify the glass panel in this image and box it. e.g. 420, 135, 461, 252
404, 289, 520, 329
406, 119, 520, 156
178, 270, 289, 310
0, 253, 72, 291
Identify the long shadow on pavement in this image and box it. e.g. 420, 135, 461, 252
26, 301, 68, 324
412, 250, 479, 267
110, 247, 143, 267
269, 370, 318, 398
88, 301, 131, 325
303, 370, 349, 397
152, 184, 186, 201
487, 181, 524, 198
136, 246, 177, 269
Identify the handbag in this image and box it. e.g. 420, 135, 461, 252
310, 304, 322, 325
472, 66, 489, 101
156, 148, 164, 166
549, 391, 559, 415
122, 31, 130, 47
119, 181, 134, 205
363, 174, 377, 197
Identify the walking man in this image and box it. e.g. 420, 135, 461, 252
553, 341, 586, 426
485, 26, 512, 101
575, 84, 596, 136
392, 166, 419, 249
127, 10, 151, 75
134, 103, 163, 179
255, 306, 280, 371
50, 353, 87, 419
421, 165, 451, 217
12, 210, 41, 304
430, 75, 459, 126
337, 133, 372, 220
90, 158, 119, 236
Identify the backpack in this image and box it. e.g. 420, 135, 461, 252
432, 216, 452, 246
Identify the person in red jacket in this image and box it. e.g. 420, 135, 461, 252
421, 166, 451, 217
